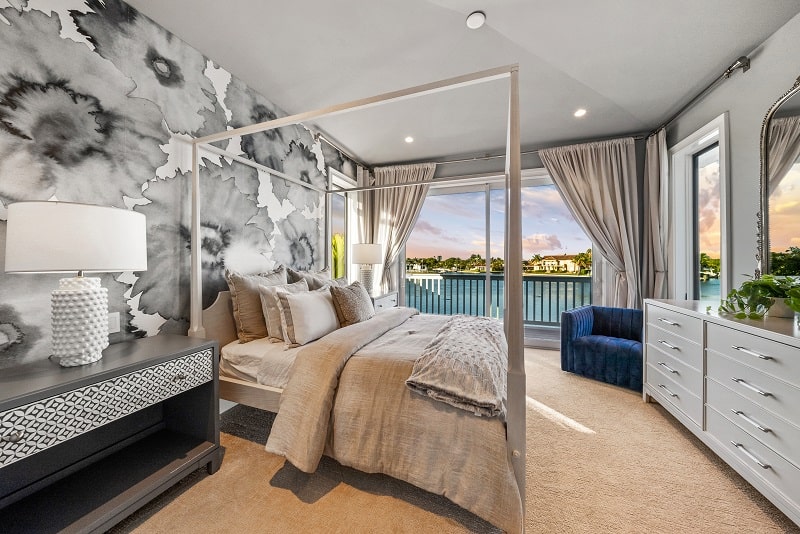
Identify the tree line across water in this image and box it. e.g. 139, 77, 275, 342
406, 249, 593, 274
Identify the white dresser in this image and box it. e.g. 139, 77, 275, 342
644, 299, 800, 526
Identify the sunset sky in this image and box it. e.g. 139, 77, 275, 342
697, 147, 721, 258
406, 184, 591, 260
770, 163, 800, 252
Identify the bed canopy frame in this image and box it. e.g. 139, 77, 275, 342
186, 64, 526, 507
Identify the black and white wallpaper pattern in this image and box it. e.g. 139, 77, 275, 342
0, 0, 352, 367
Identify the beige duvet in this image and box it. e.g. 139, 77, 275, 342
266, 308, 523, 533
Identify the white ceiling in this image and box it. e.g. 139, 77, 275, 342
128, 0, 800, 165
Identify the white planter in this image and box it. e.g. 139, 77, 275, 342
767, 297, 795, 318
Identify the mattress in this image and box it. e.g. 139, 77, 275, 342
220, 337, 301, 389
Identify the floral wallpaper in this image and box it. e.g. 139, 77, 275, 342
0, 0, 352, 366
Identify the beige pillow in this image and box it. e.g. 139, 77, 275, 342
286, 267, 331, 290
225, 266, 287, 343
258, 279, 309, 342
276, 288, 339, 347
330, 281, 375, 327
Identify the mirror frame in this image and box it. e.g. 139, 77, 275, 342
758, 75, 800, 276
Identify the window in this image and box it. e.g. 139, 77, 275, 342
404, 171, 592, 324
328, 169, 356, 279
670, 113, 729, 302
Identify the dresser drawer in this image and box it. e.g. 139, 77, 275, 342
0, 348, 213, 468
646, 305, 703, 343
707, 322, 800, 388
707, 377, 800, 469
646, 342, 703, 393
707, 406, 800, 504
647, 362, 703, 426
707, 350, 800, 429
646, 323, 703, 370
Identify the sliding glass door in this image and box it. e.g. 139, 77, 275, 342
404, 173, 591, 324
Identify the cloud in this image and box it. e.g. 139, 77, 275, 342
523, 233, 562, 255
413, 219, 444, 236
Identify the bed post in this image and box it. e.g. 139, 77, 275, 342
505, 65, 526, 512
189, 141, 206, 338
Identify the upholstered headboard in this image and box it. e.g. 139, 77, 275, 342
202, 291, 237, 347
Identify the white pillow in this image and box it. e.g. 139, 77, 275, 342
258, 279, 309, 342
276, 288, 340, 347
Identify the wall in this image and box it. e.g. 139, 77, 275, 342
0, 0, 350, 367
667, 12, 800, 289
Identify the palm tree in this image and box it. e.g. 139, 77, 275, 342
531, 254, 543, 272
574, 251, 591, 274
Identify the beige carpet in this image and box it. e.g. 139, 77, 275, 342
111, 349, 799, 533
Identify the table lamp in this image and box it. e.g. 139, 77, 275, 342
4, 201, 147, 367
351, 243, 382, 295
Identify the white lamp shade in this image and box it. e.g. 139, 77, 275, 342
352, 243, 382, 265
4, 201, 147, 273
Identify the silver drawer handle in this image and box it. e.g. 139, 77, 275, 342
730, 441, 771, 469
731, 345, 772, 361
658, 340, 679, 350
1, 431, 22, 443
172, 373, 187, 382
658, 362, 678, 374
658, 384, 678, 398
658, 318, 679, 326
731, 378, 772, 397
730, 410, 771, 433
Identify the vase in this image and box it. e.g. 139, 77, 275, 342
767, 297, 795, 318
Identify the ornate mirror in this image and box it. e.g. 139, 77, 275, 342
759, 76, 800, 275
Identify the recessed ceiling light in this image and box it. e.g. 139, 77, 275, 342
466, 11, 486, 30
573, 108, 587, 118
405, 136, 414, 143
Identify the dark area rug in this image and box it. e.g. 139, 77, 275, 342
219, 404, 276, 444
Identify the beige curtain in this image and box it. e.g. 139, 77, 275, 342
356, 165, 373, 244
540, 138, 641, 308
768, 116, 800, 195
363, 163, 435, 293
643, 129, 669, 299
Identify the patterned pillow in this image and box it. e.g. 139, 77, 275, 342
258, 279, 309, 342
276, 287, 340, 347
225, 266, 287, 343
329, 281, 375, 327
286, 267, 331, 290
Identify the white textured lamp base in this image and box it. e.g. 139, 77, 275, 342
359, 266, 374, 296
51, 277, 109, 367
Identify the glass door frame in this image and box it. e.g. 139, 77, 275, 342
327, 167, 357, 279
402, 168, 569, 313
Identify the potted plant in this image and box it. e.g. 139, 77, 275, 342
718, 275, 800, 320
786, 287, 800, 324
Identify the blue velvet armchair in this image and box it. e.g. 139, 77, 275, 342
560, 305, 643, 392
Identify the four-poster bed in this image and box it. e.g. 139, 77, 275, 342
188, 65, 526, 530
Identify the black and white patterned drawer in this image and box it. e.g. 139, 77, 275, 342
0, 349, 213, 468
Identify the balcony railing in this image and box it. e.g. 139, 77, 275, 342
404, 272, 592, 326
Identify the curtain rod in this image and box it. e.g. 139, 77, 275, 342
651, 56, 750, 136
432, 133, 649, 165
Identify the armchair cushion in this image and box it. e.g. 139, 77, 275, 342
561, 305, 643, 391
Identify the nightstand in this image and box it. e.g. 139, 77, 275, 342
372, 291, 398, 311
0, 335, 221, 532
